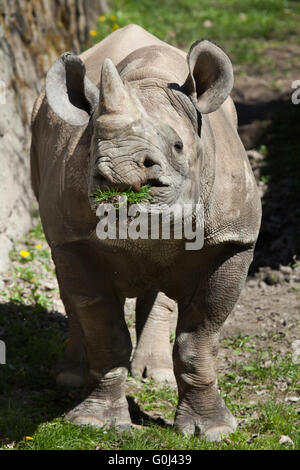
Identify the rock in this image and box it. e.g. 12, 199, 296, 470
291, 340, 300, 364
247, 149, 264, 161
265, 271, 285, 285
258, 280, 267, 290
291, 340, 300, 351
44, 281, 56, 291
284, 396, 299, 403
0, 0, 105, 274
262, 360, 272, 368
279, 435, 294, 445
246, 433, 259, 443
292, 351, 300, 364
280, 265, 293, 275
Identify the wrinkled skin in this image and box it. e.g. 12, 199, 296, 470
30, 25, 261, 441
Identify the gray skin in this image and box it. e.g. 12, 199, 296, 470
30, 25, 261, 441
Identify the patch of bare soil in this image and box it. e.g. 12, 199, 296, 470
222, 277, 300, 343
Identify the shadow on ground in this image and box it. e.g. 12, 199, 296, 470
235, 95, 300, 272
0, 301, 69, 440
127, 396, 172, 428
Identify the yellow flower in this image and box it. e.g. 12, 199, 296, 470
20, 250, 30, 258
112, 23, 119, 31
99, 15, 106, 22
110, 15, 116, 21
25, 436, 34, 441
64, 338, 69, 345
90, 30, 97, 37
35, 244, 42, 249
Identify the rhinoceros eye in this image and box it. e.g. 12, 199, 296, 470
174, 141, 183, 152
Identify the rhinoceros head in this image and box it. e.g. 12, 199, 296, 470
46, 40, 233, 209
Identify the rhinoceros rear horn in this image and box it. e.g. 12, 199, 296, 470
99, 58, 138, 116
183, 40, 234, 114
46, 52, 99, 126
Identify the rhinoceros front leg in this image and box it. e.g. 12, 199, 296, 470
131, 290, 176, 384
51, 245, 132, 428
173, 246, 254, 441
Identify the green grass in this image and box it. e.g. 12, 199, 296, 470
90, 0, 300, 66
3, 401, 298, 450
92, 184, 152, 208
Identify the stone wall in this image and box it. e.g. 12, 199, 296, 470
0, 0, 107, 272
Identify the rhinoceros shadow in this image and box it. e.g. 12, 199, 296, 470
0, 300, 171, 443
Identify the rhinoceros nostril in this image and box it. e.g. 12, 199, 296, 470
142, 156, 156, 168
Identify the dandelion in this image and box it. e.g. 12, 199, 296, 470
20, 250, 30, 258
112, 23, 119, 31
35, 244, 42, 249
90, 30, 97, 37
110, 15, 116, 21
99, 15, 106, 22
25, 436, 34, 441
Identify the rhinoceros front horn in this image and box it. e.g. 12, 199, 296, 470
99, 58, 137, 116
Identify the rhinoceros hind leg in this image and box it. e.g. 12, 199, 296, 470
130, 291, 176, 384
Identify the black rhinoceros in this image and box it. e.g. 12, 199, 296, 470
30, 24, 261, 441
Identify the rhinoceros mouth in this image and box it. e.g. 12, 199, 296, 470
90, 175, 170, 200
147, 177, 169, 188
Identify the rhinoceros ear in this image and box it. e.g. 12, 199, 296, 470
46, 52, 99, 126
183, 40, 234, 114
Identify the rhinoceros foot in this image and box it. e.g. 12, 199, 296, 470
131, 352, 176, 385
53, 359, 87, 388
174, 400, 237, 441
65, 395, 131, 430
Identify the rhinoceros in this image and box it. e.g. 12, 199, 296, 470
30, 24, 261, 441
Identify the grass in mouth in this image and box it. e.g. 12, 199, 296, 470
92, 184, 153, 209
